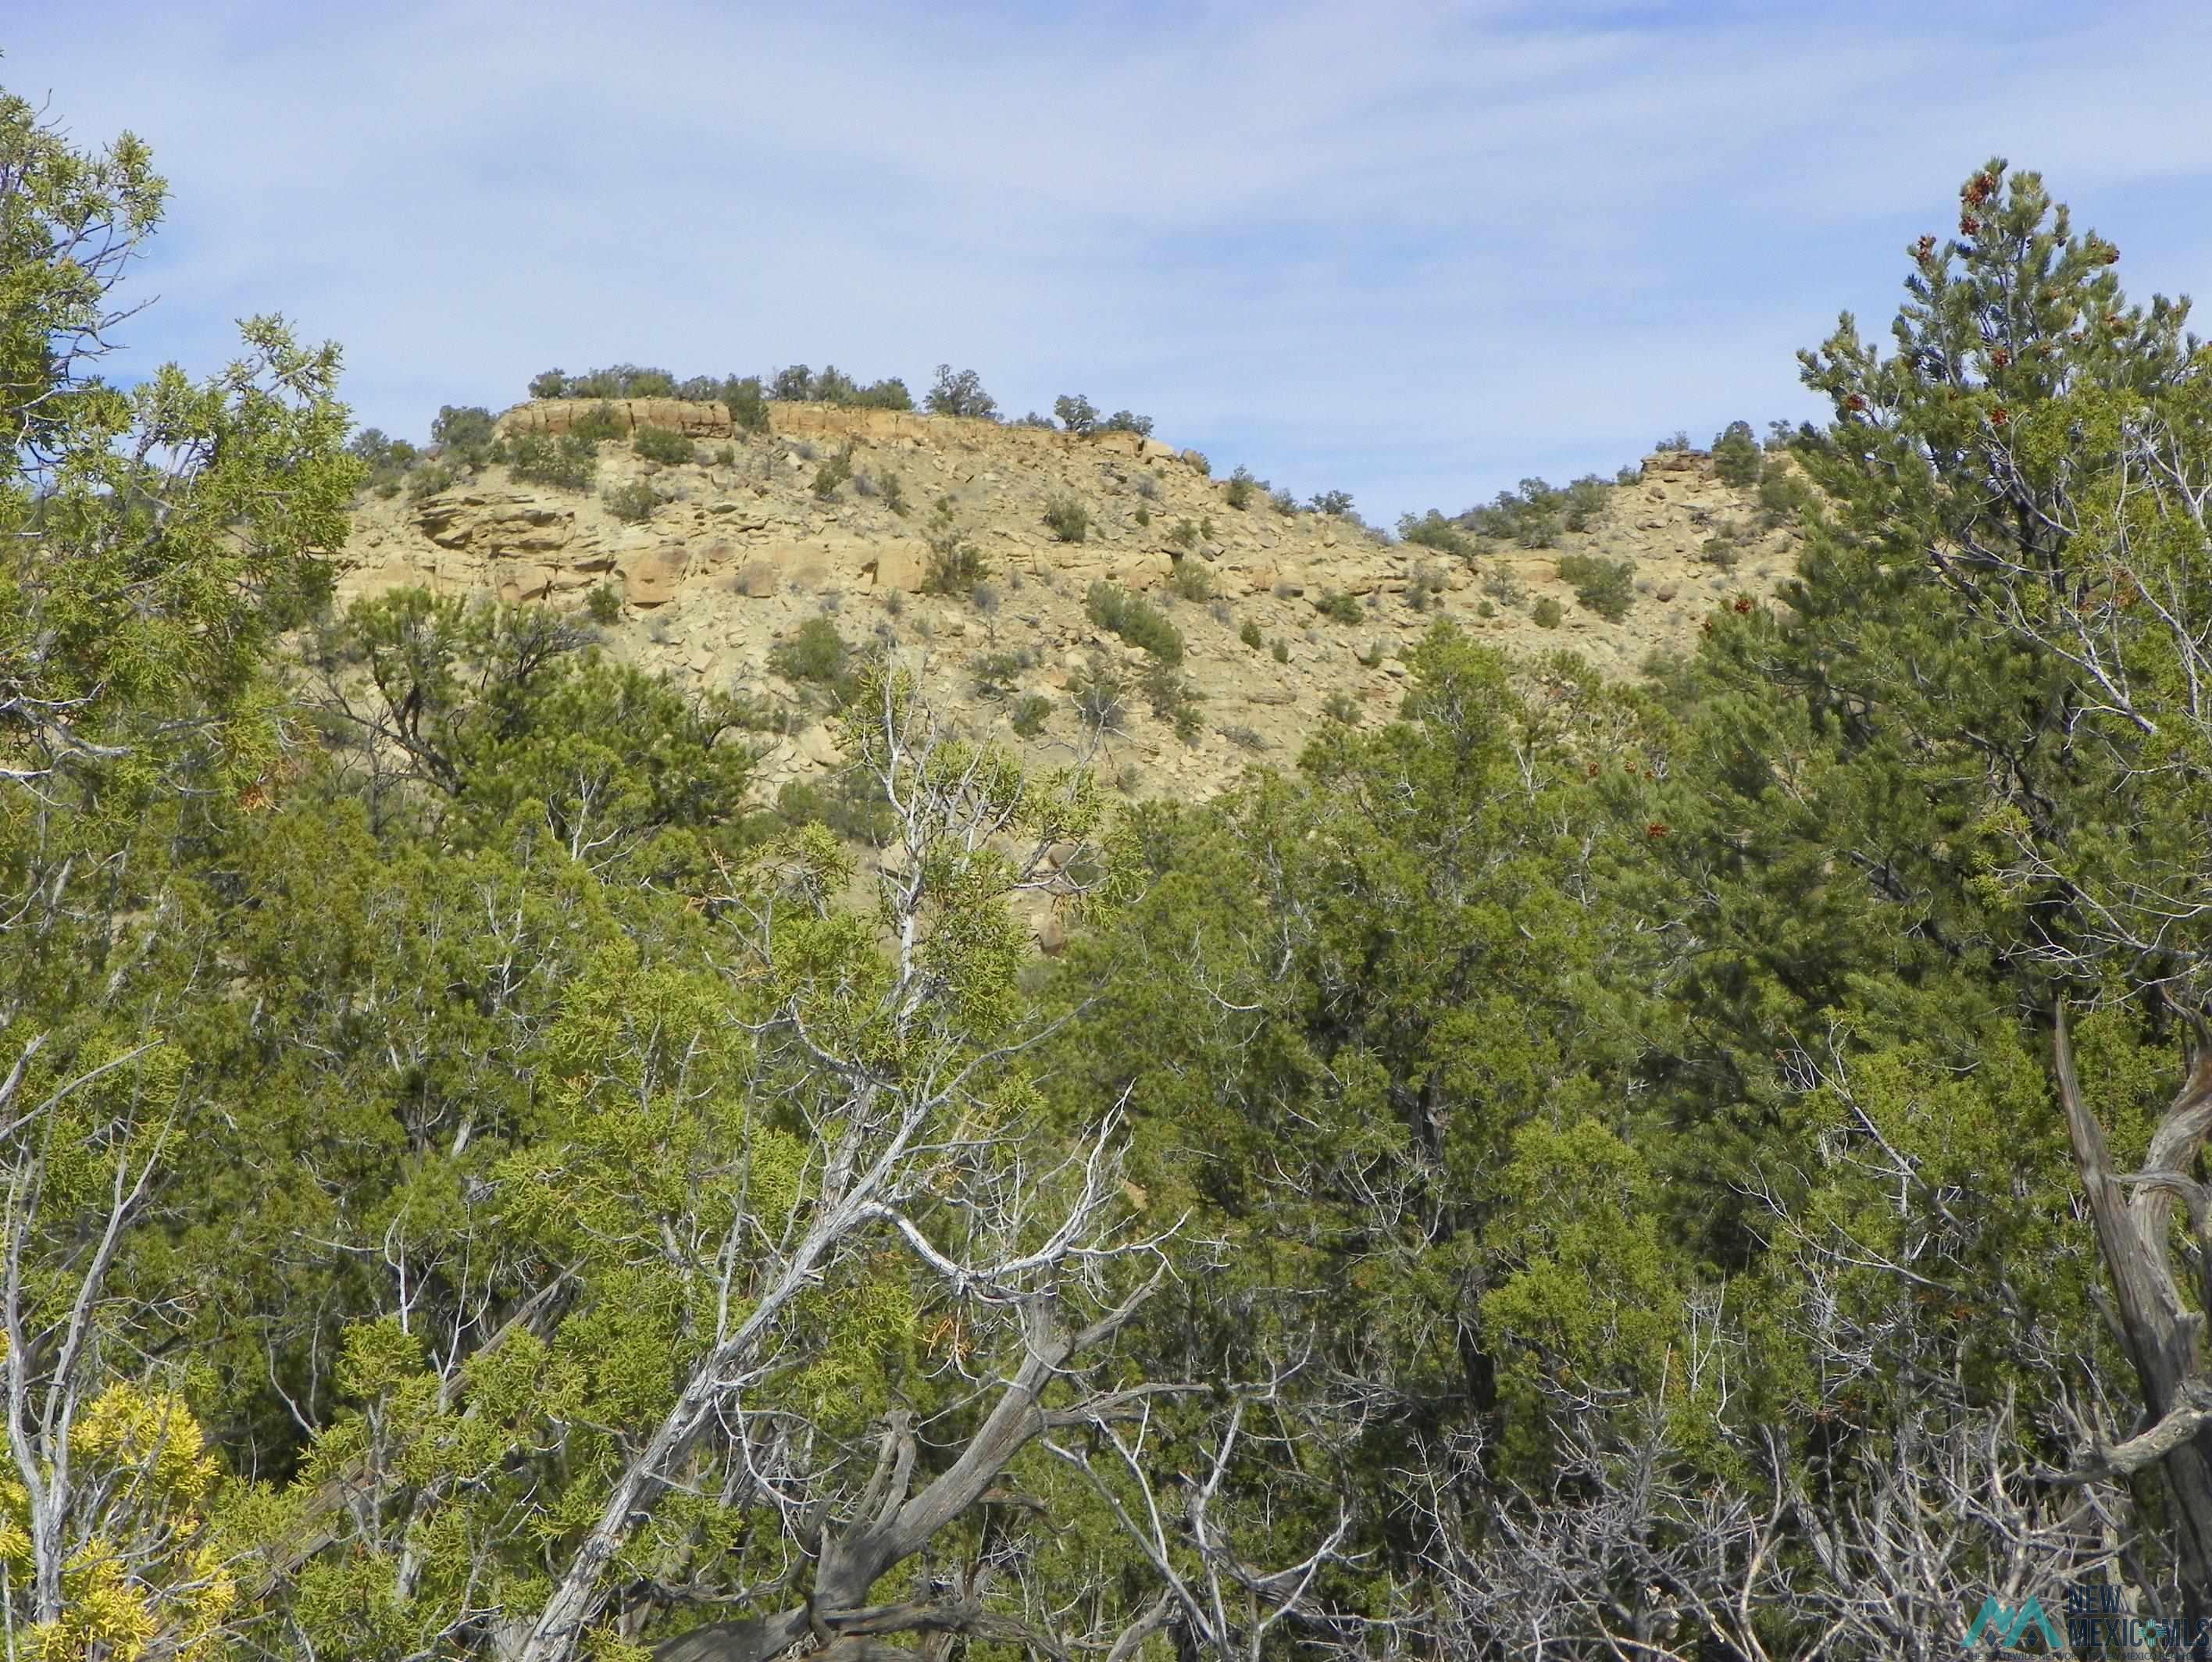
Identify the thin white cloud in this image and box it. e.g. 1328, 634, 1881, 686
7, 0, 2206, 522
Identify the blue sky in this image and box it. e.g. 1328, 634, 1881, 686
9, 1, 2210, 524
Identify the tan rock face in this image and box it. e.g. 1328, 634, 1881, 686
334, 401, 1803, 807
416, 488, 577, 555
622, 544, 689, 607
869, 540, 932, 592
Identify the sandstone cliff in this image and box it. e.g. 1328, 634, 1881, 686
334, 399, 1798, 802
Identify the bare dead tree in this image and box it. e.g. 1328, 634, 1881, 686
2050, 1004, 2212, 1625
505, 669, 1176, 1661
1042, 1368, 1361, 1662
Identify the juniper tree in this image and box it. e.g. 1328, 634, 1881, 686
1, 81, 357, 1651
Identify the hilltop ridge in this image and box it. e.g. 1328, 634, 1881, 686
335, 396, 1802, 802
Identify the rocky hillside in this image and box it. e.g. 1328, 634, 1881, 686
334, 398, 1800, 802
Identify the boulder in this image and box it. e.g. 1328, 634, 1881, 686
621, 543, 690, 607
869, 539, 933, 592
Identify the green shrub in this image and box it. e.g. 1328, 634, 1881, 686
1200, 516, 1214, 540
714, 444, 737, 466
573, 401, 625, 442
408, 462, 458, 501
1315, 590, 1363, 624
1555, 554, 1636, 621
1561, 475, 1611, 533
1224, 466, 1255, 510
1011, 694, 1053, 737
1103, 410, 1153, 436
972, 648, 1035, 700
1461, 476, 1610, 547
634, 425, 698, 465
1223, 724, 1266, 751
575, 364, 676, 399
1757, 471, 1804, 527
812, 442, 855, 499
508, 432, 598, 490
769, 616, 851, 687
1054, 393, 1099, 435
1184, 450, 1211, 476
786, 364, 912, 409
586, 583, 623, 623
1398, 509, 1476, 559
1311, 489, 1355, 516
1133, 505, 1151, 527
924, 541, 987, 596
1515, 510, 1561, 548
1170, 518, 1200, 550
1171, 561, 1214, 602
1532, 597, 1564, 628
880, 471, 908, 515
922, 501, 986, 594
830, 371, 910, 410
1269, 487, 1298, 515
558, 364, 677, 401
1713, 419, 1764, 487
1069, 655, 1128, 732
1142, 661, 1203, 740
776, 772, 894, 845
431, 404, 496, 458
604, 481, 661, 522
1405, 562, 1447, 611
529, 369, 569, 400
1356, 640, 1386, 668
1656, 429, 1693, 452
1085, 582, 1185, 665
1240, 619, 1263, 649
725, 376, 771, 434
347, 428, 421, 494
1323, 690, 1361, 725
926, 365, 997, 419
1269, 637, 1290, 663
1044, 494, 1090, 544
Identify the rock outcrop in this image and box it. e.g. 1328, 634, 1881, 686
332, 399, 1800, 803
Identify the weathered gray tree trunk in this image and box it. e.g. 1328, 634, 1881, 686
648, 1300, 1090, 1662
2054, 1006, 2212, 1621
